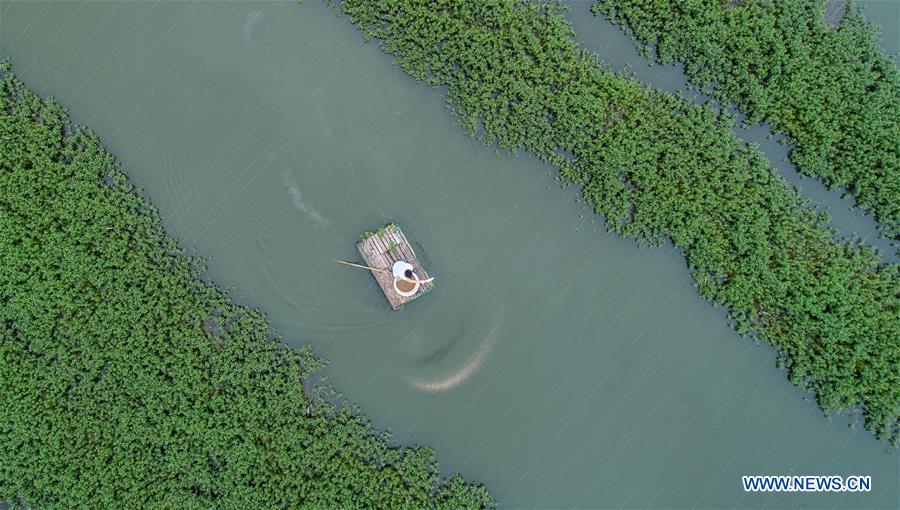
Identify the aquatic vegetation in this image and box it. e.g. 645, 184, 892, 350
595, 0, 900, 237
336, 0, 899, 442
0, 63, 493, 509
360, 222, 397, 241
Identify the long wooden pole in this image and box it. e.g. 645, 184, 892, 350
335, 259, 435, 284
334, 259, 389, 273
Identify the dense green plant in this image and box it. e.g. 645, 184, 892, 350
0, 63, 492, 510
335, 0, 899, 442
595, 0, 900, 237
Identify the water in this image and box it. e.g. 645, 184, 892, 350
2, 1, 897, 508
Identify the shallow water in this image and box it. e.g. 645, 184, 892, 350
2, 1, 897, 508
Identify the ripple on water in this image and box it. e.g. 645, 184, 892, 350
405, 316, 499, 393
242, 10, 262, 44
281, 169, 332, 229
146, 136, 210, 231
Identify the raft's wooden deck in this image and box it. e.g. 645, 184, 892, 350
356, 225, 433, 310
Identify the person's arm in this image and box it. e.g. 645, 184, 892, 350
401, 276, 434, 285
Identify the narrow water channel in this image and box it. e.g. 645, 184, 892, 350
2, 1, 896, 508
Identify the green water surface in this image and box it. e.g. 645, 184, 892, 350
2, 1, 897, 508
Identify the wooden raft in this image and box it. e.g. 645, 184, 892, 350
356, 225, 433, 310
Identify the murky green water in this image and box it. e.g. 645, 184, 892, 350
2, 1, 897, 508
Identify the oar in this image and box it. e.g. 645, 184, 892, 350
334, 259, 390, 273
336, 259, 436, 284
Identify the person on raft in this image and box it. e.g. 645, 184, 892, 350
392, 260, 434, 286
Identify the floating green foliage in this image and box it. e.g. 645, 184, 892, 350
360, 223, 397, 241
335, 0, 899, 442
595, 0, 900, 237
0, 64, 493, 509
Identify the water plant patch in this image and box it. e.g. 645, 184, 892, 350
596, 0, 900, 238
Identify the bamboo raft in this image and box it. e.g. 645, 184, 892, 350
356, 224, 433, 310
